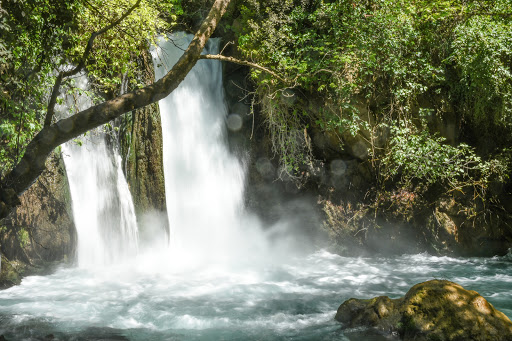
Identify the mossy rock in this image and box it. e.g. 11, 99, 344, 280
0, 254, 22, 288
335, 280, 512, 340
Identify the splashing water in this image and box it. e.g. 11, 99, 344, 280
0, 251, 511, 340
60, 75, 139, 267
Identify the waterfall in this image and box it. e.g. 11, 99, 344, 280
1, 39, 511, 341
152, 34, 257, 264
60, 76, 139, 267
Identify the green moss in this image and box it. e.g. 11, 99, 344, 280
0, 255, 21, 288
17, 228, 30, 248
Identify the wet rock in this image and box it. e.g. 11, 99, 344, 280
424, 195, 512, 257
119, 50, 169, 244
0, 254, 22, 288
335, 280, 512, 340
1, 152, 76, 276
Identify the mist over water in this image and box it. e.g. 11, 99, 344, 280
0, 37, 511, 340
0, 251, 511, 340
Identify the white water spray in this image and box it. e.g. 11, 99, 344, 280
60, 76, 139, 267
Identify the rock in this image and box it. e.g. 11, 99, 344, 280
0, 254, 22, 288
336, 296, 401, 332
1, 152, 76, 269
424, 195, 512, 257
335, 280, 512, 340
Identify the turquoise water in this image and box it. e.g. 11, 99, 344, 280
0, 250, 510, 340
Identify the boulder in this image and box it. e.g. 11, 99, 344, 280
1, 152, 76, 268
335, 280, 512, 340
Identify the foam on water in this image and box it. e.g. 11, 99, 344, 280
0, 250, 511, 340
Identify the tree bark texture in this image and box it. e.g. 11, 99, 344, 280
0, 0, 231, 219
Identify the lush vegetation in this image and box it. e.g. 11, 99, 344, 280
232, 0, 512, 200
0, 0, 181, 180
1, 0, 511, 243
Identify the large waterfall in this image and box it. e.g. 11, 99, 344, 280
60, 76, 139, 267
152, 34, 265, 265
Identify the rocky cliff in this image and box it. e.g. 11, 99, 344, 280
119, 50, 169, 246
0, 152, 76, 288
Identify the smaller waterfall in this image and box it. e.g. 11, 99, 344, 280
60, 76, 139, 267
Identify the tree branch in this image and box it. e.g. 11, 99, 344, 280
44, 0, 142, 127
199, 54, 289, 84
1, 0, 232, 219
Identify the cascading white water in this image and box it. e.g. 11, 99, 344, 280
152, 34, 263, 264
60, 76, 139, 267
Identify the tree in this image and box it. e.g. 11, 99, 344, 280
0, 0, 232, 219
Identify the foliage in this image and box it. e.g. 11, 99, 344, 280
0, 0, 77, 178
73, 0, 181, 94
450, 14, 512, 127
260, 90, 313, 177
233, 0, 512, 192
0, 0, 182, 180
379, 117, 510, 193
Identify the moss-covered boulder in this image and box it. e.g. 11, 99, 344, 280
335, 279, 512, 340
0, 254, 23, 288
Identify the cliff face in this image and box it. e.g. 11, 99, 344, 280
119, 50, 169, 245
222, 62, 512, 257
123, 102, 166, 216
0, 152, 76, 287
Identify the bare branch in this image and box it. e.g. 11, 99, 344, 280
44, 74, 64, 127
199, 54, 289, 84
219, 41, 234, 55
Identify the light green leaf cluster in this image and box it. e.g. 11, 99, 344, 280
73, 0, 180, 93
451, 15, 512, 126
